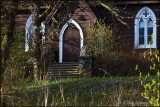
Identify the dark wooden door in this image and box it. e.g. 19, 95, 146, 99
63, 25, 80, 62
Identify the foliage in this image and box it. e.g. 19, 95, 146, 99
3, 77, 150, 106
85, 20, 118, 76
85, 21, 150, 76
1, 0, 17, 25
85, 20, 117, 57
137, 49, 160, 106
103, 53, 150, 76
1, 31, 31, 94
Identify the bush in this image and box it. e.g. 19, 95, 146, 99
85, 21, 150, 77
84, 20, 118, 76
137, 49, 160, 106
1, 31, 32, 105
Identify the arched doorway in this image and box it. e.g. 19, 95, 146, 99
63, 25, 80, 62
59, 19, 83, 63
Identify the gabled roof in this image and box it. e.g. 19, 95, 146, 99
44, 1, 97, 27
114, 0, 160, 5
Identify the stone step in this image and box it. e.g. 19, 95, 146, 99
47, 69, 80, 74
49, 65, 79, 69
46, 73, 80, 78
47, 72, 79, 76
49, 64, 80, 70
48, 68, 79, 73
50, 64, 80, 67
53, 62, 79, 64
46, 62, 81, 79
46, 75, 80, 79
46, 71, 80, 74
51, 63, 79, 65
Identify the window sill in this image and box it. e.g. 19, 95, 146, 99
134, 45, 157, 49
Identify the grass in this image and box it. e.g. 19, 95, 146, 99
3, 77, 151, 106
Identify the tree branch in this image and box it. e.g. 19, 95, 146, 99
39, 3, 53, 23
97, 1, 129, 28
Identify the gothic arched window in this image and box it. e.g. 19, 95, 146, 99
25, 15, 45, 52
134, 7, 157, 49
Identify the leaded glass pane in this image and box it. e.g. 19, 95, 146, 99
139, 19, 144, 28
139, 37, 144, 45
147, 29, 153, 45
148, 27, 153, 36
139, 28, 144, 35
139, 19, 144, 45
147, 18, 153, 45
139, 28, 144, 45
147, 36, 152, 44
147, 18, 153, 27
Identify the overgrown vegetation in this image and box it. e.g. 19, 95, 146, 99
1, 0, 159, 106
1, 32, 31, 104
2, 77, 150, 106
85, 20, 118, 76
1, 29, 158, 107
1, 28, 46, 96
84, 21, 149, 77
137, 49, 160, 106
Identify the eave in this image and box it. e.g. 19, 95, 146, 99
115, 1, 160, 5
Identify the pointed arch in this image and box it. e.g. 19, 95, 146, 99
59, 19, 84, 63
134, 6, 157, 49
25, 15, 45, 52
25, 15, 32, 52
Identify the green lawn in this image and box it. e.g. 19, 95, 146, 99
4, 77, 151, 106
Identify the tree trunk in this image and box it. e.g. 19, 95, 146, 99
30, 1, 63, 81
1, 0, 18, 106
0, 17, 2, 107
3, 12, 16, 62
32, 1, 41, 81
1, 0, 17, 86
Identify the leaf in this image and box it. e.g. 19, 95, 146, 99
135, 64, 139, 70
152, 79, 156, 85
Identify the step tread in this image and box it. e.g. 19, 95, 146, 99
46, 71, 80, 75
46, 62, 81, 79
47, 70, 79, 73
47, 76, 80, 79
46, 74, 80, 76
48, 68, 79, 71
49, 66, 80, 68
51, 64, 80, 67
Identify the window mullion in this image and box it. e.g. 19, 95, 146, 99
153, 21, 156, 47
144, 19, 147, 47
137, 20, 139, 47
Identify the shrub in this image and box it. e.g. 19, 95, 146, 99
1, 31, 31, 105
137, 49, 160, 106
84, 20, 118, 76
84, 21, 150, 76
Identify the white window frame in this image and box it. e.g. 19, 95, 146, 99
25, 15, 45, 52
134, 6, 157, 49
